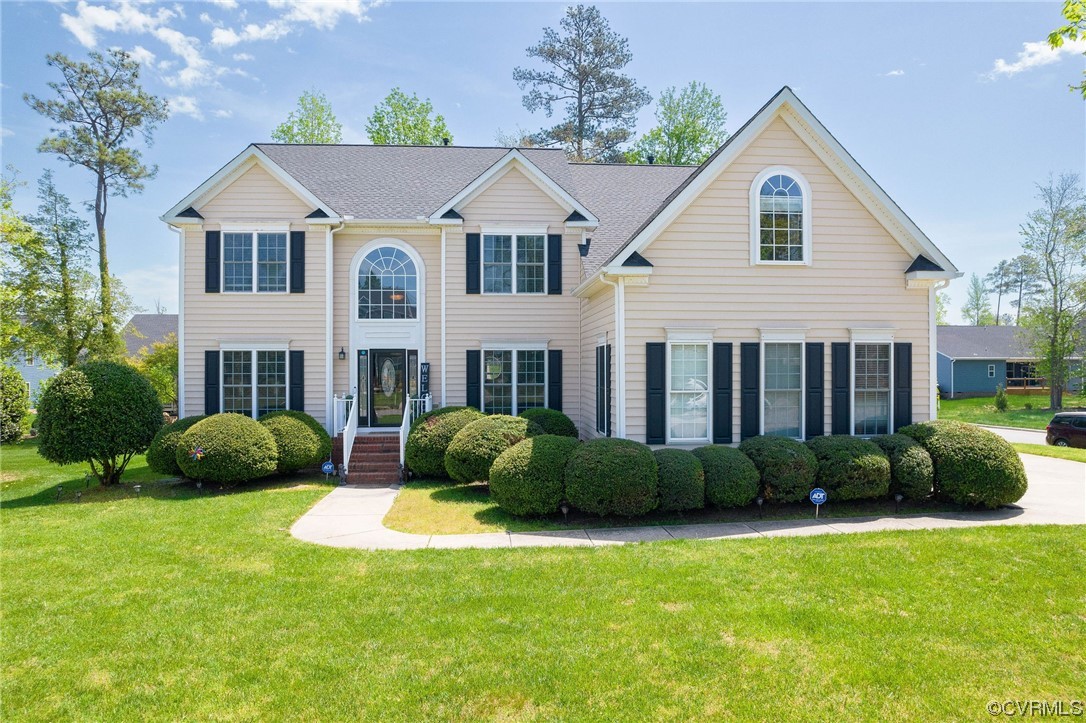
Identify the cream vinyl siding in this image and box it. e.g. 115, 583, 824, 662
196, 162, 313, 220
578, 285, 615, 439
445, 166, 582, 417
622, 116, 931, 443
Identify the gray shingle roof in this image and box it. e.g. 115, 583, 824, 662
123, 314, 178, 357
936, 325, 1034, 360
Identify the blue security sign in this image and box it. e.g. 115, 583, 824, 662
321, 461, 336, 475
809, 488, 827, 505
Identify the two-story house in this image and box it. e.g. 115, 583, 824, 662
162, 87, 959, 470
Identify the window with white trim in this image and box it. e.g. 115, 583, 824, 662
483, 234, 545, 294
222, 349, 287, 418
223, 232, 287, 292
669, 343, 709, 441
854, 343, 891, 436
483, 348, 546, 415
750, 168, 811, 265
763, 342, 803, 437
358, 246, 418, 319
988, 364, 996, 378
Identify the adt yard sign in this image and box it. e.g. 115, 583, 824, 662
810, 488, 827, 517
321, 461, 335, 477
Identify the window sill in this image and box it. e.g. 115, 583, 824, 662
752, 260, 810, 267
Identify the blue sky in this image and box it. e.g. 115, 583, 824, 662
2, 1, 1083, 321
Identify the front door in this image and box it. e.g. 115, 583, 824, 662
370, 349, 406, 427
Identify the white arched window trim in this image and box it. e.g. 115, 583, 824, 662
749, 166, 813, 267
349, 238, 426, 323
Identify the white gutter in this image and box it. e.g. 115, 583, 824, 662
168, 224, 185, 417
327, 222, 345, 432
440, 226, 447, 408
598, 273, 626, 438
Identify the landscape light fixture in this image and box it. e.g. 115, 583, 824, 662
338, 347, 346, 360
756, 496, 764, 518
560, 501, 570, 522
894, 493, 904, 514
134, 485, 142, 498
75, 491, 82, 503
55, 485, 63, 502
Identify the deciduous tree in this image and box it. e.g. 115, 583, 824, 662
627, 82, 728, 165
1048, 0, 1086, 98
961, 273, 996, 325
272, 90, 343, 144
365, 88, 452, 145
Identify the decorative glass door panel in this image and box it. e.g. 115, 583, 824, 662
371, 349, 405, 427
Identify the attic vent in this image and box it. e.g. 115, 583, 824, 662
442, 137, 450, 146
647, 154, 655, 165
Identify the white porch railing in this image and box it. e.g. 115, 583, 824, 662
333, 394, 351, 434
341, 395, 359, 475
399, 394, 433, 467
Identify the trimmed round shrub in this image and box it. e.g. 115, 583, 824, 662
653, 448, 705, 512
37, 361, 163, 485
261, 410, 331, 461
738, 436, 817, 503
445, 415, 544, 483
518, 408, 578, 438
176, 413, 278, 485
693, 445, 760, 508
260, 413, 329, 473
899, 420, 1027, 508
565, 438, 658, 517
405, 407, 485, 478
871, 434, 934, 500
1, 363, 30, 444
490, 435, 580, 516
805, 436, 890, 501
146, 415, 208, 475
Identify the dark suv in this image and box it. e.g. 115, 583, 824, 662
1046, 412, 1086, 448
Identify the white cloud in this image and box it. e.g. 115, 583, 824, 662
232, 52, 255, 61
60, 0, 175, 48
0, 127, 13, 144
882, 69, 905, 77
210, 0, 238, 8
989, 38, 1086, 77
210, 21, 289, 48
213, 0, 378, 47
212, 109, 234, 119
168, 95, 204, 120
128, 44, 156, 66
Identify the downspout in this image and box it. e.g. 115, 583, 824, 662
169, 224, 185, 417
931, 280, 950, 413
441, 226, 447, 408
598, 273, 626, 438
327, 222, 345, 433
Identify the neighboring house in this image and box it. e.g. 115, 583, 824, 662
161, 87, 959, 452
10, 350, 58, 405
123, 313, 179, 357
936, 325, 1083, 398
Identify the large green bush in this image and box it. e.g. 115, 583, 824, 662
693, 445, 760, 508
37, 361, 163, 485
146, 415, 207, 475
900, 420, 1027, 508
653, 448, 705, 512
518, 408, 578, 438
871, 434, 934, 500
490, 435, 580, 516
405, 406, 485, 478
738, 436, 817, 503
805, 436, 890, 501
445, 415, 543, 483
0, 363, 30, 444
260, 411, 331, 473
565, 438, 658, 517
177, 413, 278, 485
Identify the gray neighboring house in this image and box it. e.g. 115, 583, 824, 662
936, 325, 1083, 398
123, 313, 178, 357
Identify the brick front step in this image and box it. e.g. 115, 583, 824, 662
346, 471, 401, 484
350, 463, 401, 474
350, 450, 398, 461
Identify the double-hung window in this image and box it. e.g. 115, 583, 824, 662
750, 167, 812, 265
853, 342, 891, 436
482, 347, 546, 415
482, 233, 545, 294
223, 232, 288, 292
763, 341, 803, 438
221, 349, 288, 418
669, 342, 709, 441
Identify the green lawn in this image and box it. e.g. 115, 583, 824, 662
3, 439, 1085, 720
1013, 442, 1086, 463
937, 395, 1078, 429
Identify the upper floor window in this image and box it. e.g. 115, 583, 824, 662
358, 246, 417, 319
483, 233, 545, 294
223, 232, 287, 292
750, 168, 811, 265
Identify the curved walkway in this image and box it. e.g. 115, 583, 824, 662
290, 454, 1085, 550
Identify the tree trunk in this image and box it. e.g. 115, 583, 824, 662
95, 168, 116, 356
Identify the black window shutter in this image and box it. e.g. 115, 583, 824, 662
546, 234, 562, 295
204, 350, 220, 414
289, 231, 305, 293
289, 350, 304, 411
831, 342, 851, 435
805, 342, 825, 439
646, 342, 666, 444
595, 346, 604, 434
465, 350, 481, 408
894, 342, 913, 431
605, 344, 612, 437
466, 233, 481, 294
205, 231, 221, 293
740, 342, 760, 440
712, 342, 733, 444
547, 349, 563, 411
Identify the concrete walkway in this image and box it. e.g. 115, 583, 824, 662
290, 454, 1085, 550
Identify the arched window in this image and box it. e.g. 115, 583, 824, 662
751, 169, 810, 264
358, 246, 417, 319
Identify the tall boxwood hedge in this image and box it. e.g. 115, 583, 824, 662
899, 420, 1027, 508
805, 436, 890, 501
871, 433, 934, 500
738, 436, 817, 503
147, 415, 207, 475
653, 448, 705, 512
0, 363, 30, 444
565, 438, 658, 517
518, 408, 578, 438
445, 415, 543, 483
693, 445, 760, 508
490, 435, 580, 516
260, 411, 330, 473
405, 407, 484, 478
177, 413, 278, 485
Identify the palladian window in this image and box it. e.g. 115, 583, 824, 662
358, 247, 417, 319
758, 174, 804, 262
